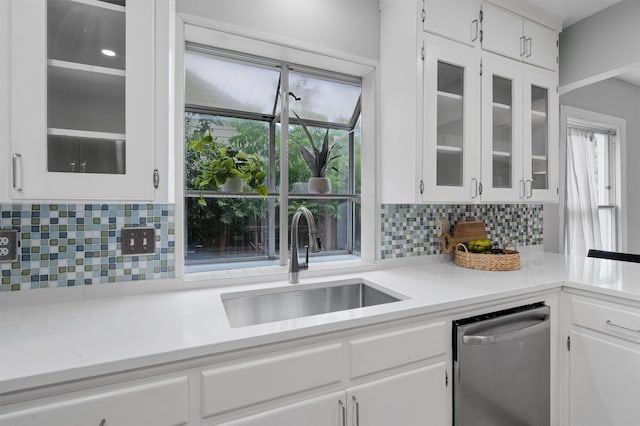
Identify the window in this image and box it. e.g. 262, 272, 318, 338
183, 47, 362, 271
591, 131, 618, 251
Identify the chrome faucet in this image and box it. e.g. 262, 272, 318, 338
289, 206, 321, 283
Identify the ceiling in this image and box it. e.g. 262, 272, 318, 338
526, 0, 624, 28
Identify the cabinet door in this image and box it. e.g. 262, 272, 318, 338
347, 363, 447, 426
480, 53, 523, 202
569, 331, 640, 426
523, 19, 558, 71
481, 3, 524, 62
10, 0, 154, 201
0, 377, 189, 426
523, 66, 558, 202
219, 391, 345, 426
422, 37, 481, 202
423, 0, 480, 47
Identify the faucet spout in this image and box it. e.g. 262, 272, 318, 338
289, 206, 321, 283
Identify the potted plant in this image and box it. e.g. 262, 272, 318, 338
189, 133, 268, 203
293, 111, 341, 194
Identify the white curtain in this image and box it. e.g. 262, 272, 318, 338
564, 128, 602, 255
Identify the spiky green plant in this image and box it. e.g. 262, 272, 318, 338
293, 111, 341, 177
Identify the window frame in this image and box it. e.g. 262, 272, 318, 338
560, 105, 627, 254
174, 20, 378, 279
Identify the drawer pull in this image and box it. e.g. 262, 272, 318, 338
606, 320, 640, 333
339, 400, 346, 426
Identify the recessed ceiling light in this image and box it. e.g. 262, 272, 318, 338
101, 49, 116, 57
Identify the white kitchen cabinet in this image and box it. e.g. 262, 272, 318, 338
568, 296, 640, 426
217, 391, 344, 426
481, 2, 558, 71
380, 0, 559, 204
421, 35, 481, 203
480, 53, 558, 202
9, 0, 156, 201
0, 376, 189, 426
347, 363, 447, 426
422, 0, 481, 47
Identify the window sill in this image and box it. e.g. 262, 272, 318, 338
184, 256, 376, 288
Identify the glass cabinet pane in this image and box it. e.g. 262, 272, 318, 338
437, 61, 464, 187
47, 0, 126, 174
531, 85, 548, 189
492, 76, 512, 188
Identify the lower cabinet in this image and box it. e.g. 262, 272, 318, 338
0, 376, 189, 426
567, 296, 640, 426
219, 364, 446, 426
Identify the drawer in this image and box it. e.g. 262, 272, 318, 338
572, 298, 640, 342
201, 343, 342, 418
0, 377, 189, 426
349, 321, 446, 378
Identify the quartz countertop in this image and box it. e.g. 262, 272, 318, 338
1, 249, 639, 395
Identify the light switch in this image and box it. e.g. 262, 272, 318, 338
121, 227, 156, 255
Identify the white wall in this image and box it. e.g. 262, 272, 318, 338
556, 78, 640, 254
1, 1, 10, 202
559, 0, 640, 92
176, 0, 381, 61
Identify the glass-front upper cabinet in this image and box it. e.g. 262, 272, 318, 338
481, 54, 523, 201
10, 0, 154, 200
523, 67, 558, 202
422, 36, 480, 202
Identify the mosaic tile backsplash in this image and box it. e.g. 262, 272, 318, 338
0, 203, 175, 292
381, 204, 543, 259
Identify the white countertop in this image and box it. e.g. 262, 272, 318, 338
1, 249, 639, 395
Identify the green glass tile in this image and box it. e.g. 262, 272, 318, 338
84, 265, 92, 272
75, 259, 84, 266
2, 277, 10, 285
50, 239, 58, 246
139, 273, 146, 280
93, 218, 101, 225
60, 225, 67, 231
68, 239, 76, 245
125, 211, 132, 217
154, 267, 161, 273
11, 262, 19, 269
68, 266, 76, 272
101, 250, 108, 257
59, 211, 67, 217
109, 224, 116, 230
85, 238, 92, 245
31, 218, 40, 225
124, 268, 131, 275
58, 266, 67, 273
101, 231, 108, 237
31, 247, 40, 254
50, 204, 58, 210
11, 219, 20, 226
125, 204, 132, 210
77, 225, 84, 231
101, 237, 108, 244
40, 254, 48, 261
11, 284, 20, 291
41, 225, 49, 232
21, 269, 30, 276
109, 276, 116, 282
100, 264, 108, 271
117, 256, 124, 262
59, 246, 67, 253
32, 204, 40, 211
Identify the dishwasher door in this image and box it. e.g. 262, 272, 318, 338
453, 304, 550, 426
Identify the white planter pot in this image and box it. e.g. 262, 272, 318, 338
308, 177, 331, 194
221, 176, 243, 193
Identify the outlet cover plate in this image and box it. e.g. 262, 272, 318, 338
0, 229, 19, 263
121, 227, 156, 255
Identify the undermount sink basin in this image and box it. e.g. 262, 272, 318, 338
222, 280, 405, 327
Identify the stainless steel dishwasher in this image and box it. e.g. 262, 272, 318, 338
453, 302, 550, 426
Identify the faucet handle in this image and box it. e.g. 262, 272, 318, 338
316, 237, 322, 251
301, 245, 309, 271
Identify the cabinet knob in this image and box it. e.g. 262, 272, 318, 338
98, 420, 106, 426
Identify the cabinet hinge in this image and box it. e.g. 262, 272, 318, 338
479, 29, 483, 43
479, 59, 483, 76
567, 336, 571, 351
478, 182, 483, 195
556, 86, 559, 94
421, 0, 426, 22
419, 180, 425, 194
153, 169, 160, 189
557, 187, 559, 195
420, 44, 425, 61
479, 9, 483, 22
445, 370, 449, 387
556, 39, 559, 47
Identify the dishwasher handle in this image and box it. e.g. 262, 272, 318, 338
462, 314, 550, 345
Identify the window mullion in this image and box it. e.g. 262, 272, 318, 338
268, 121, 277, 259
279, 65, 290, 267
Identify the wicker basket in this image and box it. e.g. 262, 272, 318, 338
454, 242, 520, 271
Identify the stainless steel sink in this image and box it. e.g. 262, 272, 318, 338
222, 281, 405, 327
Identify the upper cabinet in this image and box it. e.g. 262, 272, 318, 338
10, 0, 156, 201
422, 0, 481, 47
481, 2, 559, 71
380, 0, 560, 204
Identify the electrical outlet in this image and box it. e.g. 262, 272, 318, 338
121, 227, 156, 255
0, 229, 18, 263
436, 217, 450, 236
